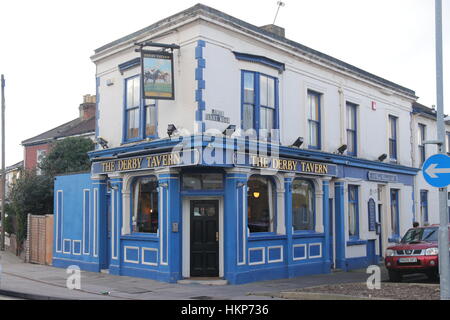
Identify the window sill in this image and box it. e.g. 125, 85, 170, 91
347, 239, 367, 246
121, 233, 159, 241
292, 231, 325, 239
388, 236, 400, 243
248, 233, 286, 241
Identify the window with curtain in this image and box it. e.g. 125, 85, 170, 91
346, 102, 358, 156
307, 90, 321, 149
390, 189, 400, 236
247, 175, 276, 233
125, 76, 140, 140
389, 115, 398, 161
292, 179, 315, 231
132, 176, 159, 233
348, 185, 359, 239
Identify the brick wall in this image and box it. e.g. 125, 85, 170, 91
24, 143, 51, 171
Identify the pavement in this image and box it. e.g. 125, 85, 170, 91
0, 251, 420, 300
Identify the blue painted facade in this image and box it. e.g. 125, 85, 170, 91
53, 135, 418, 284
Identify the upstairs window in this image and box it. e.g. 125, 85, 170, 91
307, 90, 321, 149
346, 102, 358, 156
125, 76, 140, 140
389, 115, 398, 162
124, 75, 157, 142
241, 71, 278, 137
418, 124, 426, 166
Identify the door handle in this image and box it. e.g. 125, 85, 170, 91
216, 232, 219, 242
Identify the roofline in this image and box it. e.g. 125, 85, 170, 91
93, 3, 417, 99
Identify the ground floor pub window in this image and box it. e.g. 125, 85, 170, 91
292, 178, 315, 231
247, 175, 276, 233
132, 176, 159, 233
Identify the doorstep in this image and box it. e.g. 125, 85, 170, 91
177, 277, 228, 286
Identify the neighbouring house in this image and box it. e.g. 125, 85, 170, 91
21, 94, 96, 174
52, 4, 439, 285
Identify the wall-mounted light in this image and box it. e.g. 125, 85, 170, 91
159, 182, 169, 188
107, 180, 118, 191
253, 192, 260, 199
291, 137, 304, 148
378, 153, 388, 162
96, 137, 109, 149
337, 144, 347, 154
223, 124, 236, 136
167, 124, 177, 138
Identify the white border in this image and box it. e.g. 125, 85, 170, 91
55, 190, 63, 253
248, 247, 265, 265
82, 189, 90, 255
63, 239, 71, 254
237, 186, 247, 266
111, 189, 117, 260
309, 242, 322, 259
124, 246, 140, 264
293, 244, 307, 261
142, 248, 158, 266
93, 188, 98, 257
72, 240, 82, 255
267, 245, 283, 263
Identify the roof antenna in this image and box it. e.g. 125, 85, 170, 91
273, 1, 286, 25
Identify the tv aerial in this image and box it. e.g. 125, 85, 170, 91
273, 1, 286, 25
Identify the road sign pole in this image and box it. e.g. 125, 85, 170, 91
0, 75, 5, 252
435, 0, 450, 301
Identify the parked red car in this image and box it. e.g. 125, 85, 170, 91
384, 225, 449, 282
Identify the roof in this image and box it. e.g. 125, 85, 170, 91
412, 102, 437, 118
94, 3, 416, 98
21, 117, 95, 146
6, 161, 23, 172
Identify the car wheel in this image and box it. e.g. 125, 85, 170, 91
388, 270, 402, 282
426, 270, 439, 281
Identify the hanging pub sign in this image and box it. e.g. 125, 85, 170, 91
141, 51, 175, 100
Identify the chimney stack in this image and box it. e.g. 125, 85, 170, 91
260, 24, 285, 38
79, 94, 96, 120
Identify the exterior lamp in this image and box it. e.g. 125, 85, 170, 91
378, 153, 388, 162
167, 124, 177, 137
253, 192, 260, 199
291, 137, 304, 148
337, 144, 347, 154
223, 125, 236, 136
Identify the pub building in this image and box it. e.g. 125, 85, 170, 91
53, 4, 419, 284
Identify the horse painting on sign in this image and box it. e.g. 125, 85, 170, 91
143, 55, 173, 99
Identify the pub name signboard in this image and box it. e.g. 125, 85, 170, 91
92, 150, 198, 174
234, 153, 338, 176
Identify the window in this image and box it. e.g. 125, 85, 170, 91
132, 176, 159, 233
420, 190, 429, 225
418, 124, 426, 166
124, 76, 157, 142
390, 189, 400, 237
182, 173, 223, 190
307, 90, 321, 149
346, 102, 358, 156
389, 115, 398, 162
241, 71, 278, 136
446, 132, 450, 156
36, 149, 46, 175
247, 175, 276, 233
125, 76, 140, 140
348, 185, 359, 239
292, 179, 315, 231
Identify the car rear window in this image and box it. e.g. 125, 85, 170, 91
401, 227, 438, 243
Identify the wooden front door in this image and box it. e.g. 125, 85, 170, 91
190, 200, 219, 277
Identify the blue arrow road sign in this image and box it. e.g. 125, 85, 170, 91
422, 154, 450, 188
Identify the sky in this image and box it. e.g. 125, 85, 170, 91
0, 0, 449, 167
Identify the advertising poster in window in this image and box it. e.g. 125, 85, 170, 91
141, 52, 174, 100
